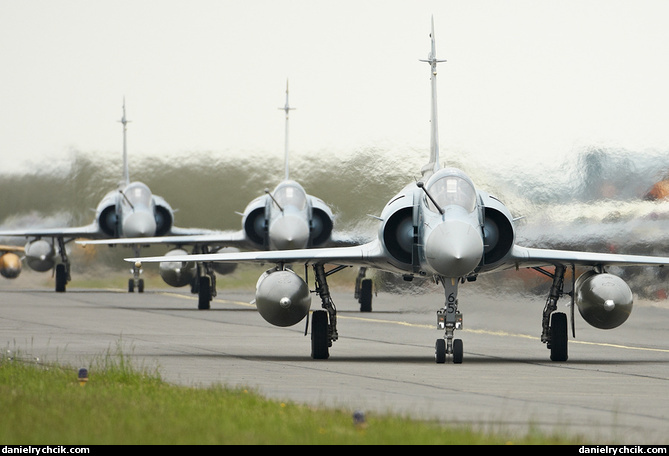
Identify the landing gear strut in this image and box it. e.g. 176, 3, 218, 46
196, 262, 216, 310
435, 278, 464, 364
310, 264, 344, 359
536, 265, 569, 362
54, 236, 70, 293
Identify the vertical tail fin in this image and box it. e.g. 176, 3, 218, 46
278, 79, 295, 181
119, 98, 131, 186
419, 17, 446, 179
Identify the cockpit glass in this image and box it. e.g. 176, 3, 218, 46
274, 184, 307, 210
123, 183, 152, 208
426, 173, 477, 213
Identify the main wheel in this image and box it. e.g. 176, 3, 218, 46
359, 278, 373, 312
550, 312, 568, 362
137, 278, 144, 293
311, 311, 329, 360
55, 264, 67, 293
435, 339, 446, 364
198, 276, 211, 310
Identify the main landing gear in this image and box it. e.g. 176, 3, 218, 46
310, 263, 344, 360
536, 264, 570, 362
354, 267, 374, 312
54, 263, 69, 293
308, 265, 572, 364
54, 237, 70, 293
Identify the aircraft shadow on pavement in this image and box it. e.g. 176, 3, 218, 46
152, 352, 669, 366
129, 307, 258, 312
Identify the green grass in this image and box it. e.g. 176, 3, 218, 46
0, 349, 581, 445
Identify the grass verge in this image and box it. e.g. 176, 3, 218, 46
0, 348, 581, 445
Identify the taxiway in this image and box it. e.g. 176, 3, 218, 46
1, 276, 668, 444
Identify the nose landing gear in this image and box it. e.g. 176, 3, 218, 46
435, 278, 463, 364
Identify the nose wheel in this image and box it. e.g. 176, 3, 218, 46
128, 278, 144, 293
435, 337, 463, 364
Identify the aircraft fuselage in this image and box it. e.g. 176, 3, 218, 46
378, 166, 517, 280
241, 179, 334, 251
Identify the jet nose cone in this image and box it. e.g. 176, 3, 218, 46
425, 220, 483, 278
269, 215, 310, 250
123, 212, 157, 238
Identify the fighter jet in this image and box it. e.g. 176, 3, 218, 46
0, 102, 215, 292
79, 83, 368, 310
126, 19, 669, 363
0, 245, 23, 279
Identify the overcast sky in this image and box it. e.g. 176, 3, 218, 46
2, 0, 669, 174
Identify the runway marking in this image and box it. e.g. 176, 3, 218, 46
158, 292, 254, 308
163, 293, 669, 355
332, 315, 669, 354
567, 339, 669, 353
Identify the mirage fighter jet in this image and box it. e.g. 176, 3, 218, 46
125, 18, 669, 364
79, 83, 367, 310
0, 102, 215, 292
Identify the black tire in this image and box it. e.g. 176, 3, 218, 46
550, 312, 568, 362
138, 279, 144, 293
359, 278, 373, 312
198, 276, 211, 310
311, 311, 329, 360
453, 339, 463, 364
435, 339, 446, 364
128, 278, 134, 293
55, 264, 67, 293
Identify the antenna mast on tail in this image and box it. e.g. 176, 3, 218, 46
279, 80, 295, 181
419, 17, 446, 179
119, 99, 131, 186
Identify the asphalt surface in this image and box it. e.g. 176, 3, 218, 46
2, 273, 669, 444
